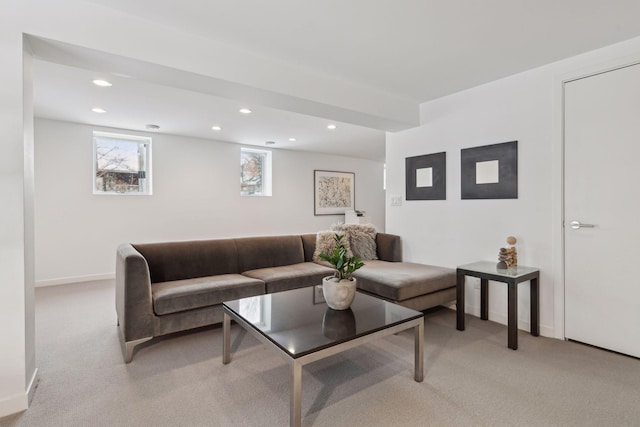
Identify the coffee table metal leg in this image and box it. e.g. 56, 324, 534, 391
415, 318, 424, 382
290, 361, 302, 427
223, 312, 231, 364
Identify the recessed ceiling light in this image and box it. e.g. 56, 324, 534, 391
288, 137, 296, 142
91, 107, 107, 113
327, 124, 337, 130
145, 124, 160, 131
239, 108, 252, 114
92, 79, 112, 87
265, 141, 276, 145
211, 125, 222, 131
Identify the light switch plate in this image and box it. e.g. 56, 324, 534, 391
390, 196, 403, 206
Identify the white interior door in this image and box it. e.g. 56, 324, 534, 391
564, 62, 640, 358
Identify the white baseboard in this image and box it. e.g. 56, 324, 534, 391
35, 273, 116, 288
35, 273, 115, 287
465, 303, 555, 338
27, 368, 38, 405
0, 368, 38, 418
0, 391, 28, 418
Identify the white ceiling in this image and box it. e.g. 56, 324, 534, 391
32, 0, 640, 161
33, 60, 386, 160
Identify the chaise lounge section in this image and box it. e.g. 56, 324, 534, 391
116, 232, 456, 362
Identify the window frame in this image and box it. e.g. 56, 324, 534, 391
92, 131, 153, 196
240, 147, 272, 197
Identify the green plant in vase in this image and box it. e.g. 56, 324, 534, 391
319, 234, 364, 310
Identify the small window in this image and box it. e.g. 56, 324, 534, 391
240, 147, 272, 196
93, 131, 152, 195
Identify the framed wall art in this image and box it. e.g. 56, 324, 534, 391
461, 140, 518, 199
314, 170, 355, 215
405, 152, 446, 200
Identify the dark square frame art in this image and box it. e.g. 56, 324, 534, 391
405, 152, 446, 200
461, 140, 518, 199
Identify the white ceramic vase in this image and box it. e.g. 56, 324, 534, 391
322, 276, 357, 310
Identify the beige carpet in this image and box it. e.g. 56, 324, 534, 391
1, 280, 639, 427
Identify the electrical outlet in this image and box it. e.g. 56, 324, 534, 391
390, 195, 402, 206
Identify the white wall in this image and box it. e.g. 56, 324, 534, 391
23, 41, 37, 404
34, 119, 385, 284
0, 1, 35, 415
386, 36, 640, 338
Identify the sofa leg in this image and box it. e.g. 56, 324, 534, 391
124, 337, 153, 363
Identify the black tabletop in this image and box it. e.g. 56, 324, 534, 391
224, 286, 423, 358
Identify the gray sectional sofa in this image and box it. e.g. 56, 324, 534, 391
116, 232, 456, 362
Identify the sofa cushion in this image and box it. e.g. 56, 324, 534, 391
235, 235, 305, 272
375, 233, 402, 262
242, 262, 335, 293
133, 239, 238, 283
353, 260, 456, 302
300, 233, 318, 262
152, 274, 265, 316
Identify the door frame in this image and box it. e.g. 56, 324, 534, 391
554, 54, 640, 340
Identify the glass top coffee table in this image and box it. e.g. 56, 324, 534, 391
223, 286, 424, 427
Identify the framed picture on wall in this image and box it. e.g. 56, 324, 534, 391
460, 140, 518, 199
314, 170, 355, 215
405, 152, 446, 200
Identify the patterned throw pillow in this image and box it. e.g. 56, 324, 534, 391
331, 223, 378, 260
313, 231, 353, 262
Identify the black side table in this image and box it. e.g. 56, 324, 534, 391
456, 261, 540, 350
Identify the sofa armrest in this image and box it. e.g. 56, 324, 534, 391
116, 244, 155, 344
375, 233, 402, 262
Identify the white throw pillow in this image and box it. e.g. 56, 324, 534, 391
331, 223, 378, 260
313, 231, 353, 262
